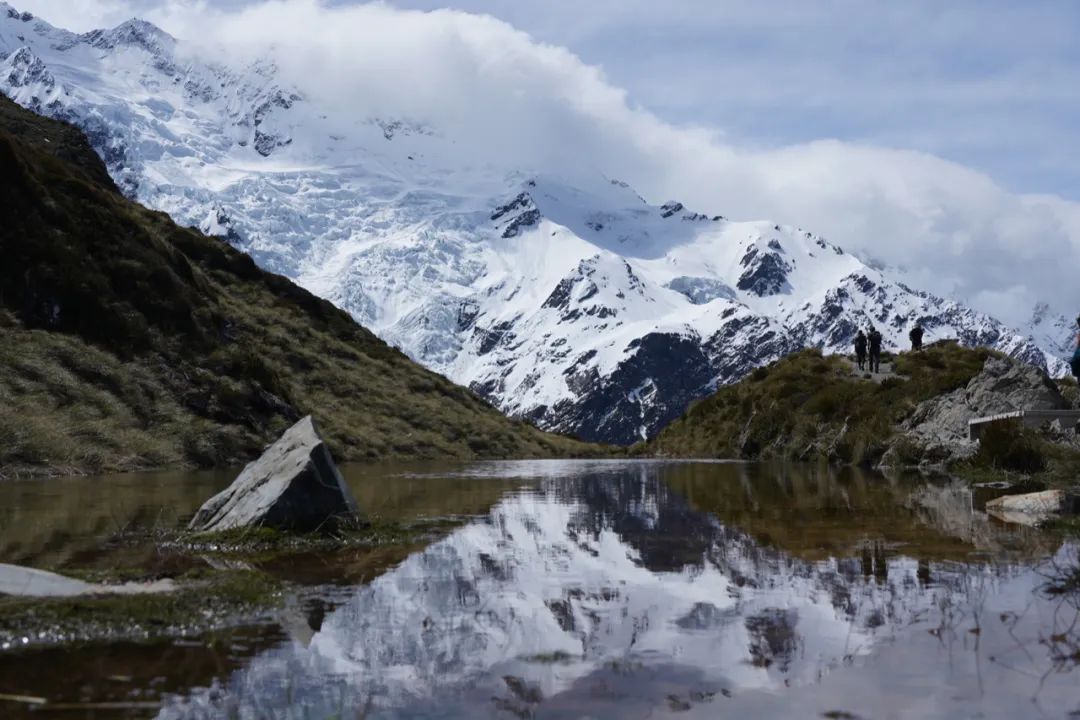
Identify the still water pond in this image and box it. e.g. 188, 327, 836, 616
1, 460, 1078, 718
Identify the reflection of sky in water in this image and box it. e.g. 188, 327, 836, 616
157, 466, 1080, 719
390, 458, 737, 480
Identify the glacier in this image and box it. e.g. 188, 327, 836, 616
1, 4, 1072, 444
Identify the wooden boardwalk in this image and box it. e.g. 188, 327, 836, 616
968, 409, 1080, 441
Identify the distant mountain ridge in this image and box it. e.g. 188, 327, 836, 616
1, 3, 1070, 444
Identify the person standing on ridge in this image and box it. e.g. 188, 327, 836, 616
854, 330, 868, 371
909, 323, 924, 352
1071, 315, 1080, 379
867, 326, 883, 374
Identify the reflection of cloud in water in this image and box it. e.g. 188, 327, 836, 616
157, 472, 1070, 719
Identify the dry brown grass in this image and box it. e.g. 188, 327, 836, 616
0, 96, 598, 477
645, 342, 994, 466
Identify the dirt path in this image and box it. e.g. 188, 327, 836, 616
840, 357, 900, 384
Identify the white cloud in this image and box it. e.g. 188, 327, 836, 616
12, 0, 1080, 327
15, 0, 137, 29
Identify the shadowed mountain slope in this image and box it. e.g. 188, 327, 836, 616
0, 95, 594, 476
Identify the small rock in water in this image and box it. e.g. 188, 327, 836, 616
188, 416, 360, 533
985, 489, 1079, 526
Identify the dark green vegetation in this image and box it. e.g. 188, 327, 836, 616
971, 420, 1046, 473
0, 96, 595, 476
945, 418, 1080, 493
0, 569, 282, 648
649, 342, 992, 466
0, 513, 473, 649
176, 515, 469, 555
648, 342, 1080, 495
0, 463, 516, 648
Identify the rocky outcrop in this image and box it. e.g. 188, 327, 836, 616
188, 416, 360, 533
885, 355, 1068, 466
736, 245, 791, 296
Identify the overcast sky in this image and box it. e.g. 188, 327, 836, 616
22, 0, 1080, 199
11, 0, 1080, 326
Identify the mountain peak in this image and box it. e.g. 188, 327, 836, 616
0, 44, 54, 91
1, 3, 31, 22
81, 17, 175, 54
1031, 301, 1052, 326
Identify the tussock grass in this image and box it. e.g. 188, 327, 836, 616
971, 419, 1047, 473
646, 342, 994, 466
0, 96, 597, 477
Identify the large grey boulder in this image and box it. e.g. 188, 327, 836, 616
884, 355, 1067, 466
985, 489, 1080, 526
189, 416, 359, 533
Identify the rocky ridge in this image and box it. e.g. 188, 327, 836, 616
889, 354, 1072, 467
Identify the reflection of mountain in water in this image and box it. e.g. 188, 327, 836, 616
157, 469, 1046, 719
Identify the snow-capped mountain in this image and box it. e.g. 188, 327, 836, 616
1026, 302, 1076, 366
0, 5, 1068, 443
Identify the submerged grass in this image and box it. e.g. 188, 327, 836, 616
0, 569, 283, 649
0, 513, 470, 649
0, 501, 481, 650
177, 515, 468, 555
1044, 516, 1080, 538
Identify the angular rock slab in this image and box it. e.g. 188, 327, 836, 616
189, 416, 360, 533
985, 489, 1078, 526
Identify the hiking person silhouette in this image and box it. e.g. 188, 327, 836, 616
854, 330, 868, 371
909, 323, 924, 352
1071, 315, 1080, 379
867, 326, 883, 374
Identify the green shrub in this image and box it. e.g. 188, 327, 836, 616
878, 377, 904, 391
887, 435, 925, 467
974, 420, 1047, 473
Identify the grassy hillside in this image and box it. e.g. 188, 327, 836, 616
646, 342, 993, 465
0, 96, 595, 476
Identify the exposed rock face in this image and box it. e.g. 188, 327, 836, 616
188, 416, 360, 533
887, 355, 1068, 466
737, 245, 791, 296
